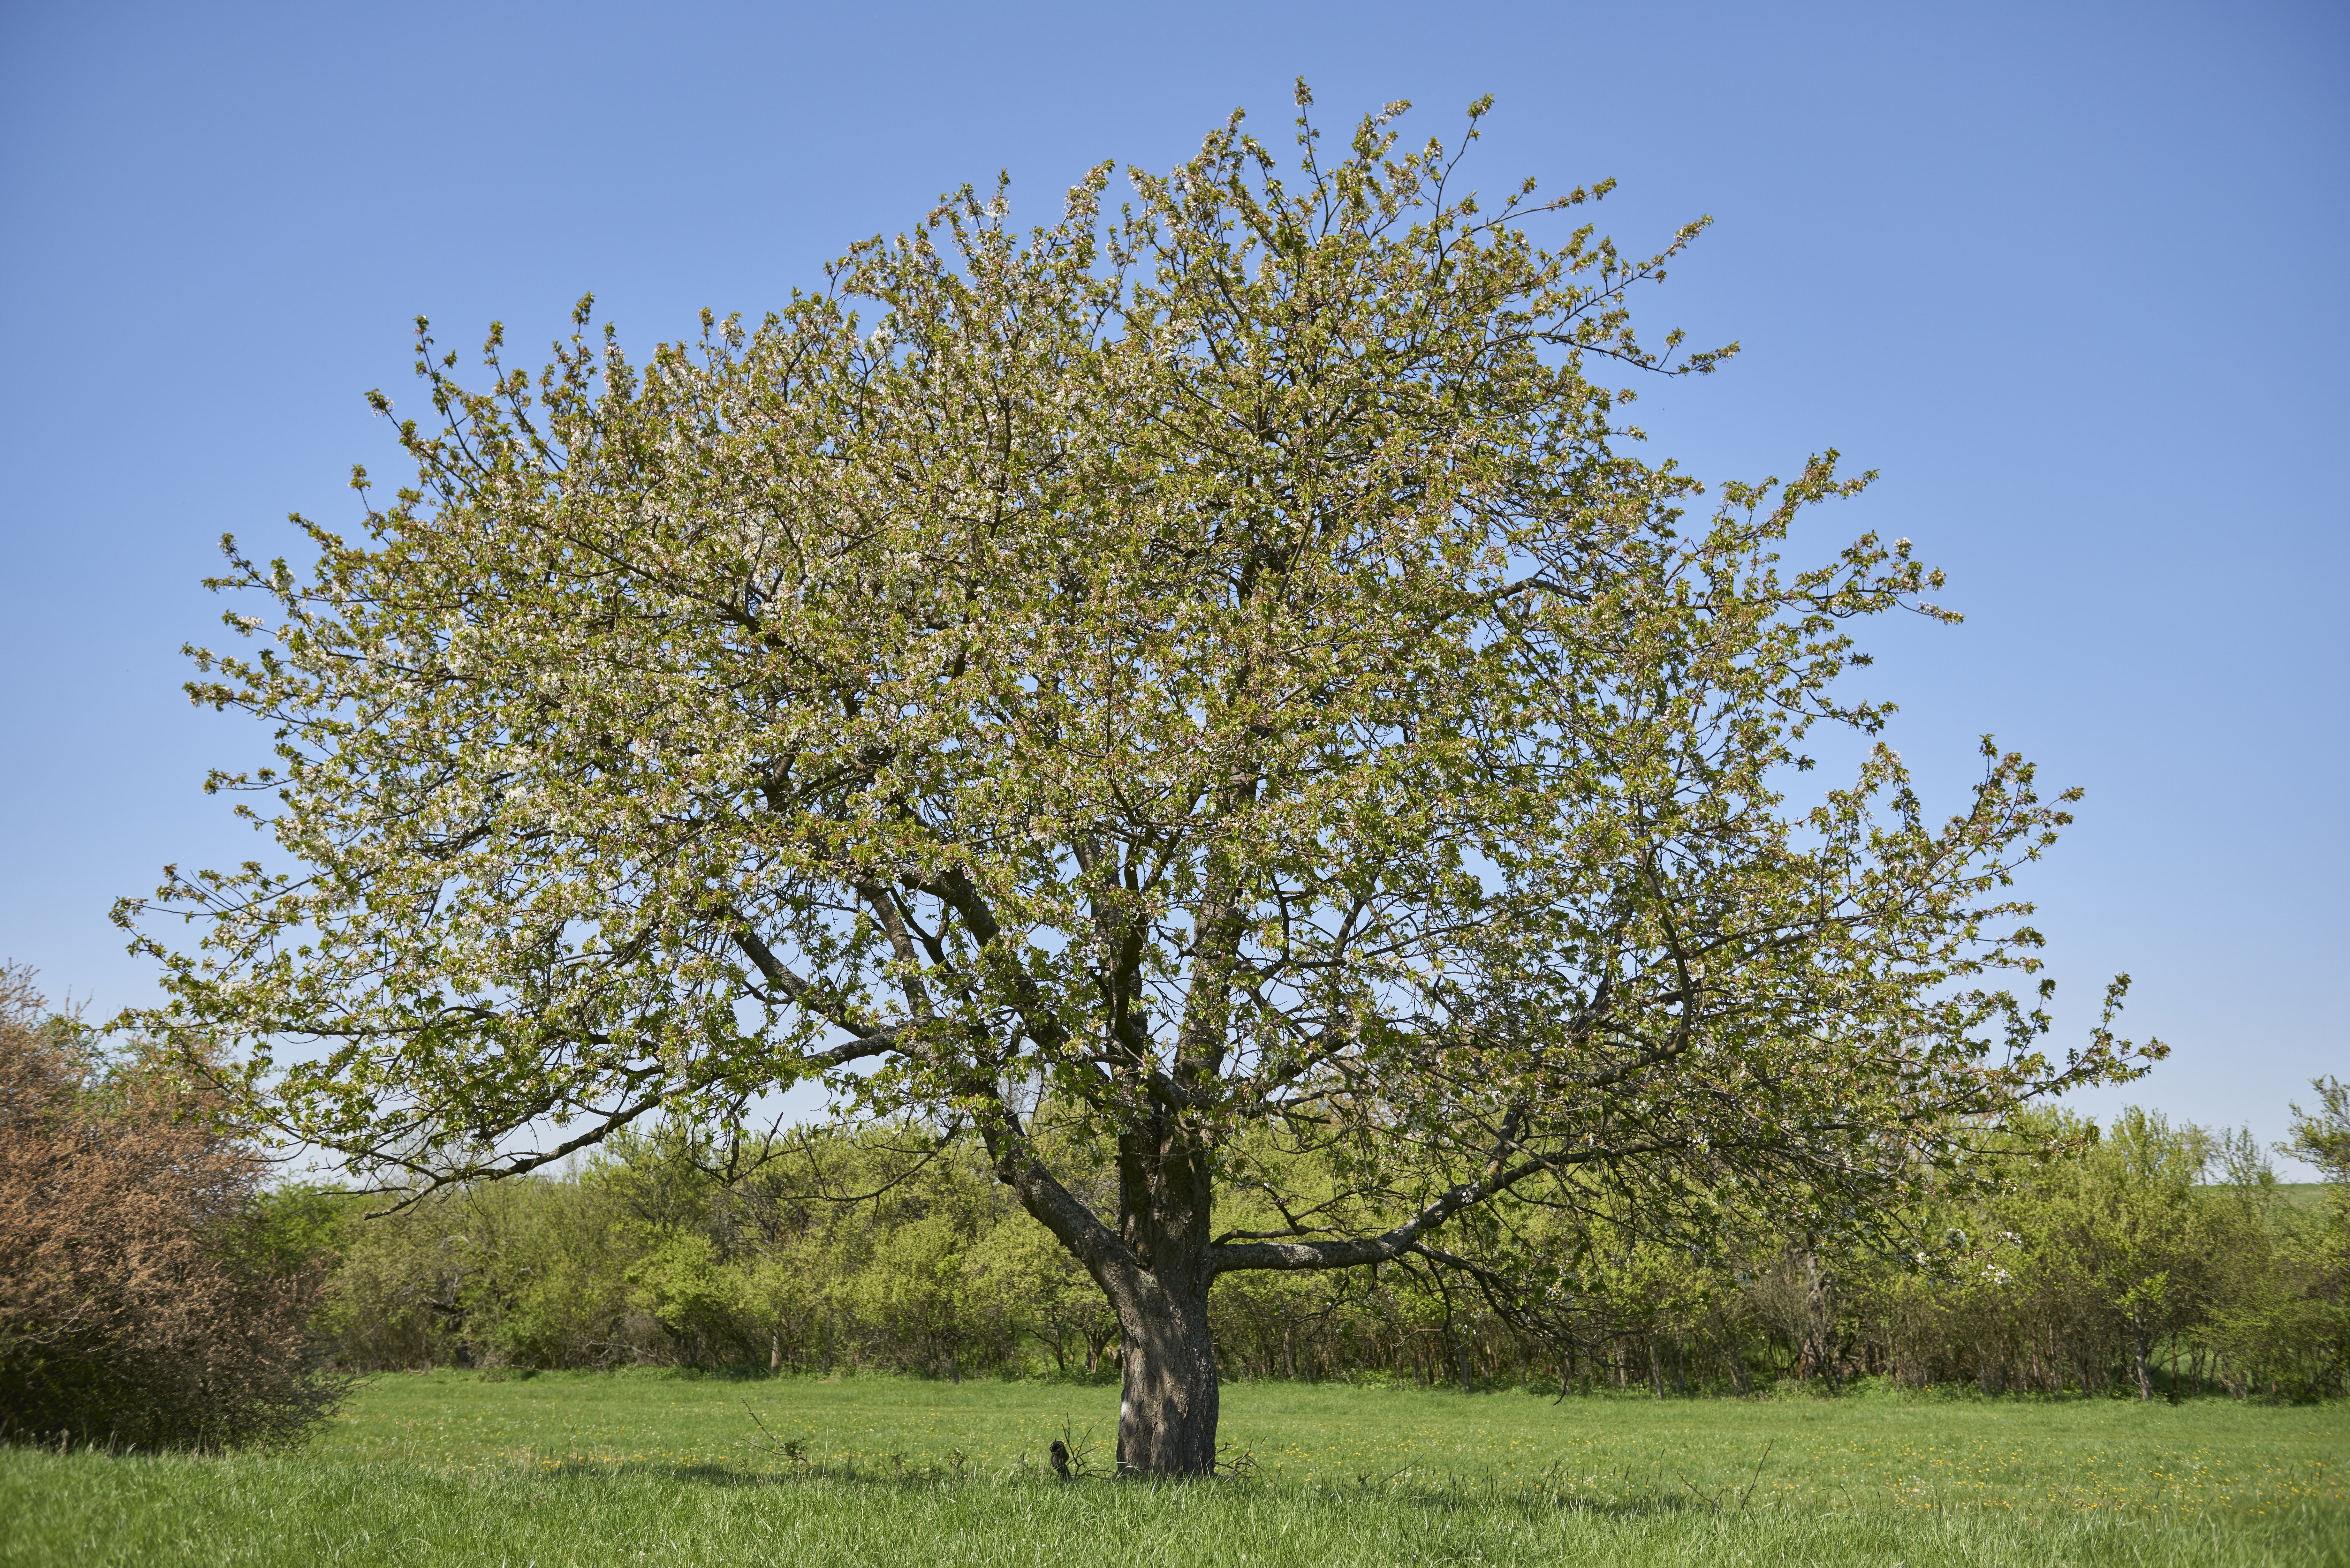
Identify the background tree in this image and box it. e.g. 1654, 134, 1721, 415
2267, 1079, 2350, 1393
2046, 1108, 2215, 1399
2282, 1079, 2350, 1187
123, 88, 2156, 1471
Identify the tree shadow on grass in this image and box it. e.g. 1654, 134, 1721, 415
520, 1453, 1748, 1524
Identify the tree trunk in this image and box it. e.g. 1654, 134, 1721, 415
1112, 1273, 1219, 1475
975, 1036, 1222, 1473
1799, 1247, 1840, 1391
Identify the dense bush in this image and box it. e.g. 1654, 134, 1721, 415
15, 956, 2318, 1410
1860, 1109, 2347, 1400
301, 1089, 2348, 1404
0, 967, 344, 1448
316, 1125, 1097, 1378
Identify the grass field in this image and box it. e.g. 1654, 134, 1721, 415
4, 1372, 2345, 1566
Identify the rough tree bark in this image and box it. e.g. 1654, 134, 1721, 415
1104, 1115, 1221, 1473
1798, 1247, 1841, 1391
976, 1093, 1229, 1472
1110, 1271, 1220, 1474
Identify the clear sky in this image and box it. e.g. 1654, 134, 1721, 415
2, 1, 2341, 1168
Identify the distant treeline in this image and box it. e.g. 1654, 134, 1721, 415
4, 947, 2342, 1451
279, 1091, 2349, 1404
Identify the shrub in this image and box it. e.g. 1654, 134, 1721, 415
0, 966, 342, 1449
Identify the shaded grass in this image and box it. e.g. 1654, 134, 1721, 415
4, 1372, 2346, 1566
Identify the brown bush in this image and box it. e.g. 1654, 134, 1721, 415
0, 965, 342, 1449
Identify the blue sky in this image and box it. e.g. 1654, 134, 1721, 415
2, 0, 2342, 1167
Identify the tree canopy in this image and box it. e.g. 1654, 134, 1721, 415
121, 86, 2159, 1471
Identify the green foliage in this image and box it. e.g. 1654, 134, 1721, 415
226, 1183, 360, 1279
318, 1169, 643, 1371
1852, 1107, 2348, 1402
302, 1101, 2350, 1406
120, 84, 2163, 1470
2285, 1077, 2350, 1185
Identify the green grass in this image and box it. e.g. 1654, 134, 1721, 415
2199, 1183, 2337, 1211
5, 1372, 2346, 1566
2272, 1184, 2340, 1211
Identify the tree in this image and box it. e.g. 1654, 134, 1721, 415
2051, 1108, 2214, 1399
121, 87, 2158, 1471
2275, 1078, 2350, 1394
2282, 1078, 2350, 1187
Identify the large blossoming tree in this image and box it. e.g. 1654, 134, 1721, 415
122, 88, 2157, 1472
